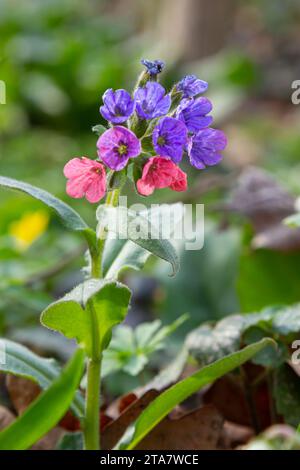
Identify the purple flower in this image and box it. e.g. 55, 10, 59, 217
97, 126, 141, 171
100, 89, 135, 124
188, 128, 227, 169
152, 117, 188, 163
134, 82, 171, 120
176, 97, 213, 133
141, 59, 165, 76
177, 75, 208, 98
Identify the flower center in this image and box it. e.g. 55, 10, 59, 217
157, 136, 166, 146
117, 143, 128, 156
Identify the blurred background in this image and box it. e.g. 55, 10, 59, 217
1, 0, 300, 394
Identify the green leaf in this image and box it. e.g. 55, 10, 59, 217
0, 176, 88, 233
274, 364, 300, 427
272, 304, 300, 335
116, 338, 274, 450
186, 315, 245, 366
91, 124, 107, 136
102, 315, 187, 377
101, 203, 184, 278
284, 213, 300, 227
41, 279, 131, 355
145, 347, 188, 392
0, 339, 84, 417
243, 327, 288, 367
0, 349, 84, 450
56, 431, 84, 450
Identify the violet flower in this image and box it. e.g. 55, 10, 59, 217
141, 59, 165, 76
97, 126, 141, 171
176, 97, 213, 133
100, 88, 135, 124
152, 117, 188, 163
177, 75, 208, 98
134, 82, 171, 120
188, 128, 227, 169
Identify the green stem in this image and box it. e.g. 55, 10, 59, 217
84, 356, 102, 450
84, 187, 121, 450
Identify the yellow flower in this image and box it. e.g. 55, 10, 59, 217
9, 210, 49, 250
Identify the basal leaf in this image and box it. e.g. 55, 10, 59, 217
116, 338, 274, 450
0, 349, 84, 450
272, 304, 300, 335
186, 315, 245, 366
101, 203, 184, 278
274, 364, 300, 427
41, 279, 131, 355
102, 315, 187, 377
0, 339, 84, 417
0, 176, 97, 254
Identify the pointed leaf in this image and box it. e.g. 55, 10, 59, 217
116, 338, 274, 450
101, 204, 184, 278
0, 339, 84, 417
0, 177, 96, 250
0, 349, 84, 450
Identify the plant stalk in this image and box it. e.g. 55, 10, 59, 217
84, 356, 102, 450
84, 187, 120, 450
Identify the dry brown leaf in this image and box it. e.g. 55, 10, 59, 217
0, 405, 15, 431
135, 404, 223, 450
31, 427, 65, 450
218, 421, 254, 449
203, 375, 251, 426
102, 390, 159, 450
6, 375, 40, 415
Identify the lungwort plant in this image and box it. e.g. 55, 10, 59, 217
0, 60, 272, 450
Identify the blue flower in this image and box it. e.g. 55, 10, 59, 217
177, 75, 208, 98
100, 88, 135, 124
134, 82, 171, 120
152, 117, 188, 163
176, 97, 213, 133
188, 128, 227, 169
141, 59, 165, 76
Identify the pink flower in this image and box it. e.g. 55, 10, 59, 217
64, 157, 106, 203
137, 156, 187, 196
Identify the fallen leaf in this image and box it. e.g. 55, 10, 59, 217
102, 390, 159, 450
135, 404, 223, 450
218, 421, 254, 449
6, 375, 40, 415
31, 427, 65, 450
0, 406, 15, 431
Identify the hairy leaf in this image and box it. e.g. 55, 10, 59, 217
41, 279, 131, 355
98, 204, 184, 277
0, 339, 84, 417
0, 349, 84, 450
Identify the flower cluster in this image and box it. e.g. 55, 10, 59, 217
64, 60, 227, 203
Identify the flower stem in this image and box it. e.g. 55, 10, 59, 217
84, 356, 102, 450
84, 187, 121, 450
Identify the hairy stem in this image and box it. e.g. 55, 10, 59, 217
84, 187, 120, 450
